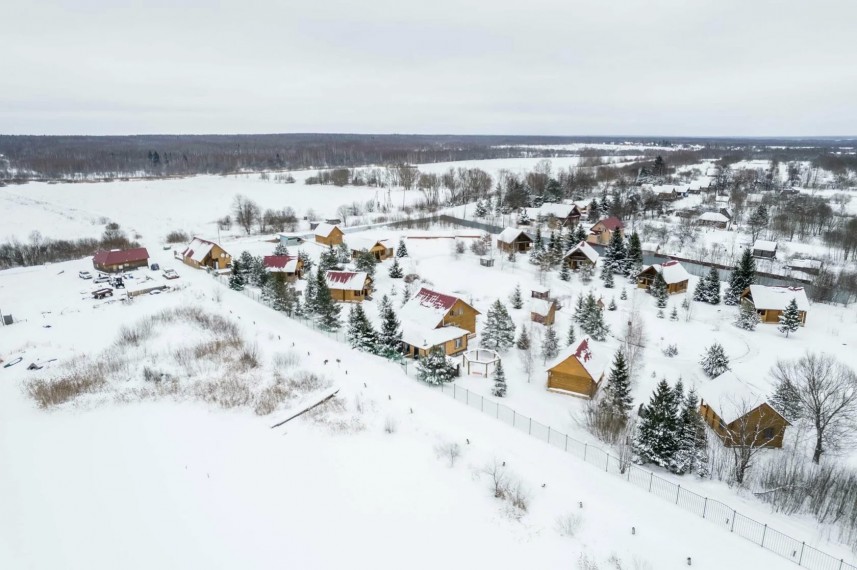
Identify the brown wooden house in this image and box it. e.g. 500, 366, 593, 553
400, 323, 470, 358
314, 223, 344, 246
530, 298, 557, 326
325, 270, 372, 302
636, 260, 690, 294
263, 255, 303, 282
349, 237, 394, 260
400, 287, 480, 335
587, 217, 624, 245
740, 285, 808, 326
545, 337, 606, 398
496, 228, 533, 253
180, 237, 232, 270
92, 247, 150, 272
538, 203, 583, 228
562, 241, 599, 270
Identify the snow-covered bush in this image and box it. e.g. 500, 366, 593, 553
555, 513, 583, 537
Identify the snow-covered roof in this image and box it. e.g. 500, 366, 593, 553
787, 259, 821, 270
324, 271, 369, 291
497, 227, 530, 244
746, 285, 809, 312
93, 247, 150, 265
531, 285, 550, 295
263, 255, 299, 273
545, 337, 607, 381
400, 322, 469, 350
530, 298, 555, 316
314, 222, 341, 237
697, 212, 729, 223
563, 241, 599, 263
400, 287, 473, 329
348, 236, 391, 252
538, 203, 579, 218
643, 260, 690, 284
181, 237, 218, 263
753, 240, 777, 252
595, 217, 624, 231
696, 370, 788, 425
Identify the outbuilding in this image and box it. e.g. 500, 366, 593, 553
740, 285, 809, 326
562, 240, 599, 270
314, 223, 345, 246
636, 260, 690, 294
545, 337, 606, 398
325, 270, 372, 302
92, 247, 150, 273
752, 240, 778, 259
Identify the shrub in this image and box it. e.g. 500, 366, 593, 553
165, 230, 190, 244
555, 513, 583, 537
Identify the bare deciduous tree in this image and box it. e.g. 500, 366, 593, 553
771, 353, 857, 463
233, 194, 260, 235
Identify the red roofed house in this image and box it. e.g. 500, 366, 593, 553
545, 337, 606, 398
587, 217, 625, 246
180, 237, 232, 270
399, 287, 481, 358
325, 270, 372, 302
92, 247, 150, 272
263, 255, 303, 282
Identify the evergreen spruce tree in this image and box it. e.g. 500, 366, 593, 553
574, 223, 588, 244
634, 379, 680, 468
238, 250, 255, 276
273, 242, 290, 256
313, 268, 341, 331
601, 265, 615, 288
580, 263, 594, 284
281, 284, 298, 315
580, 292, 610, 341
669, 306, 679, 321
481, 299, 517, 351
228, 259, 245, 291
608, 297, 617, 311
650, 272, 669, 308
250, 255, 269, 287
657, 308, 665, 318
492, 360, 507, 397
297, 250, 313, 274
769, 377, 803, 422
529, 227, 544, 265
603, 349, 633, 419
377, 295, 403, 359
541, 326, 560, 363
474, 199, 489, 218
699, 342, 729, 377
673, 388, 709, 476
725, 248, 756, 305
388, 256, 404, 278
396, 237, 409, 258
564, 228, 577, 252
627, 231, 643, 272
355, 250, 377, 277
694, 267, 721, 304
346, 304, 378, 353
606, 228, 627, 274
778, 298, 801, 337
588, 199, 601, 222
734, 303, 760, 331
566, 323, 576, 346
336, 242, 351, 265
509, 284, 524, 309
573, 293, 585, 323
560, 262, 571, 281
319, 245, 340, 271
263, 277, 281, 308
620, 287, 628, 301
417, 347, 456, 385
516, 325, 531, 350
302, 272, 318, 315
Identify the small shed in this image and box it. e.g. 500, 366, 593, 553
531, 286, 550, 301
697, 212, 730, 229
325, 270, 372, 302
530, 298, 557, 326
479, 257, 495, 267
546, 337, 606, 398
740, 285, 808, 326
496, 228, 533, 253
278, 233, 305, 246
314, 223, 345, 246
636, 260, 690, 294
752, 240, 778, 259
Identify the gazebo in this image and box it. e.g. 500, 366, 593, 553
461, 349, 501, 377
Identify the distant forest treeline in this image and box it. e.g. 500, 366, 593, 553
0, 133, 853, 181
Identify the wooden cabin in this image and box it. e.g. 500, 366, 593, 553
740, 285, 808, 326
530, 298, 557, 326
587, 217, 625, 245
636, 260, 690, 294
531, 286, 550, 301
562, 241, 599, 270
496, 228, 533, 253
400, 323, 470, 358
538, 203, 582, 228
180, 237, 232, 270
92, 247, 150, 273
325, 271, 372, 302
314, 223, 344, 246
349, 237, 394, 260
697, 212, 729, 229
400, 287, 480, 335
545, 337, 605, 398
698, 372, 791, 449
752, 240, 778, 259
263, 255, 303, 282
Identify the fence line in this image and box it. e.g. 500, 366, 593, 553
215, 273, 855, 570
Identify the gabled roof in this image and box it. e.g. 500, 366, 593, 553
325, 270, 369, 291
181, 237, 223, 263
314, 222, 342, 238
546, 337, 607, 381
753, 239, 777, 251
400, 287, 478, 329
698, 212, 729, 223
641, 260, 690, 284
696, 370, 791, 426
93, 247, 149, 265
263, 255, 299, 273
497, 227, 532, 244
595, 217, 624, 231
530, 298, 555, 317
744, 285, 809, 312
349, 236, 391, 252
538, 203, 580, 219
563, 241, 599, 263
400, 322, 469, 350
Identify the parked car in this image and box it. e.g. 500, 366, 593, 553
78, 271, 93, 280
162, 269, 179, 280
123, 272, 134, 279
149, 289, 163, 295
150, 263, 160, 271
93, 275, 109, 284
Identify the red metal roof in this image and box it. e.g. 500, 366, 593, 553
598, 217, 624, 231
263, 255, 298, 269
414, 287, 458, 311
574, 338, 592, 362
93, 247, 149, 266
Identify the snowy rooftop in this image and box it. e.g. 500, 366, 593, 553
698, 212, 729, 223
538, 203, 579, 218
400, 287, 466, 329
497, 227, 529, 244
545, 337, 607, 381
747, 285, 809, 312
324, 271, 368, 291
181, 237, 217, 263
595, 217, 624, 231
753, 240, 777, 251
93, 247, 150, 265
400, 322, 469, 350
348, 236, 391, 252
530, 298, 555, 316
563, 241, 599, 263
263, 255, 299, 273
696, 370, 786, 424
314, 222, 341, 237
644, 260, 690, 284
787, 259, 822, 270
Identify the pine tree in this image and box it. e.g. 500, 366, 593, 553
396, 237, 409, 258
574, 224, 588, 244
606, 227, 627, 274
566, 323, 576, 346
228, 259, 245, 291
529, 227, 544, 265
474, 199, 489, 218
725, 248, 756, 305
541, 326, 560, 363
297, 249, 313, 274
492, 360, 507, 397
319, 245, 340, 271
560, 262, 571, 281
273, 242, 290, 256
388, 256, 404, 278
377, 295, 403, 359
580, 292, 610, 341
249, 255, 268, 287
669, 306, 679, 321
313, 268, 341, 331
601, 265, 615, 288
603, 349, 633, 419
588, 199, 601, 222
650, 272, 668, 308
778, 298, 801, 337
355, 250, 377, 277
634, 379, 680, 468
620, 287, 628, 300
509, 284, 524, 309
346, 304, 378, 353
336, 242, 351, 265
734, 303, 760, 331
238, 250, 255, 277
302, 273, 318, 315
769, 377, 803, 422
482, 299, 516, 351
657, 309, 665, 318
516, 325, 530, 350
694, 267, 721, 305
281, 284, 298, 315
417, 347, 457, 385
627, 231, 643, 272
573, 293, 585, 323
608, 298, 617, 311
673, 388, 709, 476
699, 342, 729, 378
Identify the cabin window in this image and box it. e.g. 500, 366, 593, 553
763, 428, 775, 440
454, 338, 463, 349
354, 291, 362, 297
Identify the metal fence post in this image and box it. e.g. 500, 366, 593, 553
761, 524, 767, 547
703, 497, 708, 519
513, 410, 516, 425
798, 542, 804, 565
584, 443, 588, 461
648, 472, 653, 492
548, 426, 551, 442
676, 485, 680, 504
528, 417, 532, 435
481, 396, 484, 412
496, 404, 499, 419
731, 510, 736, 532
466, 390, 469, 405
564, 434, 568, 451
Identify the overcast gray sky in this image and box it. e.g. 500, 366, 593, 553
3, 0, 856, 136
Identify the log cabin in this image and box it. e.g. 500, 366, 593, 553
752, 240, 778, 259
587, 217, 625, 245
263, 255, 303, 282
314, 223, 345, 246
545, 337, 606, 398
696, 212, 730, 229
636, 260, 690, 294
325, 270, 372, 302
349, 236, 394, 260
562, 240, 599, 270
538, 203, 582, 228
740, 285, 808, 326
496, 228, 533, 253
92, 247, 150, 273
530, 298, 557, 326
400, 287, 480, 335
180, 237, 232, 270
